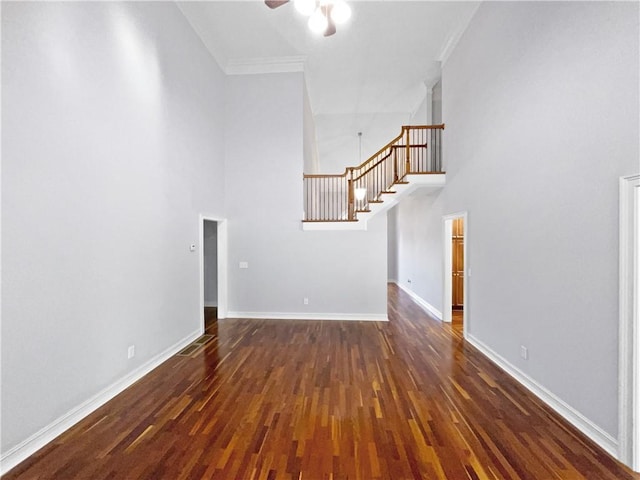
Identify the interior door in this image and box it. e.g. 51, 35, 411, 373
452, 218, 464, 308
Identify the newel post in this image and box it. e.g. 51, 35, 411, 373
404, 127, 411, 175
347, 168, 355, 221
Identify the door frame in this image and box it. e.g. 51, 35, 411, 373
618, 174, 640, 471
442, 211, 468, 337
199, 215, 228, 333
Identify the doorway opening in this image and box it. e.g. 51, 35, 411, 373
451, 217, 465, 330
618, 174, 639, 471
199, 216, 227, 335
443, 212, 468, 337
203, 219, 218, 331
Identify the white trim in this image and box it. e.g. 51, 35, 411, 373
442, 217, 453, 323
467, 333, 619, 459
395, 273, 617, 456
216, 220, 228, 320
393, 281, 443, 321
438, 2, 482, 66
442, 211, 468, 338
225, 56, 306, 75
303, 221, 365, 231
174, 4, 307, 78
226, 312, 388, 322
0, 329, 201, 476
618, 174, 640, 471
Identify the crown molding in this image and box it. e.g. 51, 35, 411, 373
176, 4, 305, 76
224, 56, 306, 75
438, 1, 482, 66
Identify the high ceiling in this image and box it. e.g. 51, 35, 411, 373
177, 1, 480, 170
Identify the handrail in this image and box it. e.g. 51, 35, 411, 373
303, 172, 349, 178
350, 125, 444, 185
402, 124, 446, 129
353, 143, 428, 182
352, 131, 405, 171
352, 124, 444, 171
303, 124, 444, 222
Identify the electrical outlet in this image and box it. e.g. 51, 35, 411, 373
239, 261, 249, 269
520, 345, 528, 360
128, 345, 135, 359
303, 297, 309, 305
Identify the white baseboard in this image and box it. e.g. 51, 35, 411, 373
393, 281, 443, 320
466, 333, 619, 458
0, 329, 202, 476
227, 311, 388, 322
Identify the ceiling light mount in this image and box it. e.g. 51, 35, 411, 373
266, 0, 351, 37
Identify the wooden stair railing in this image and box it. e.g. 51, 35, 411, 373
303, 124, 444, 222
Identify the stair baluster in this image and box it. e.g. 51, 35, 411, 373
303, 124, 444, 223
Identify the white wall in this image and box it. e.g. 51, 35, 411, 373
302, 78, 320, 174
390, 193, 444, 305
386, 80, 443, 286
1, 1, 226, 455
203, 220, 218, 306
432, 80, 442, 125
409, 95, 429, 126
315, 112, 409, 173
387, 208, 399, 283
390, 0, 638, 441
225, 72, 388, 318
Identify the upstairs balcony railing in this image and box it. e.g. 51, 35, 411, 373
303, 124, 444, 222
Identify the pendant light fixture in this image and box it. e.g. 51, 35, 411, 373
266, 0, 352, 37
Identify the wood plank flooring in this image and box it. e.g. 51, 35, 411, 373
4, 284, 638, 479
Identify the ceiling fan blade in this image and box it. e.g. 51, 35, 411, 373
323, 4, 337, 36
265, 0, 289, 9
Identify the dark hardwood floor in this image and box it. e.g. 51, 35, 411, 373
4, 285, 638, 479
451, 309, 463, 332
204, 306, 218, 327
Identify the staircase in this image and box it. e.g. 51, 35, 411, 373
302, 125, 446, 230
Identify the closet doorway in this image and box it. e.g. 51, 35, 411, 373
451, 217, 465, 329
199, 216, 227, 334
203, 219, 219, 330
443, 212, 468, 337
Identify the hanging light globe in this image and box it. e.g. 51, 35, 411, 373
294, 0, 316, 16
331, 0, 351, 24
308, 8, 328, 34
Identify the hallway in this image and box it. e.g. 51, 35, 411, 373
4, 285, 637, 479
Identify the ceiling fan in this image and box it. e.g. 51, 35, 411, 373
265, 0, 352, 37
265, 0, 289, 7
